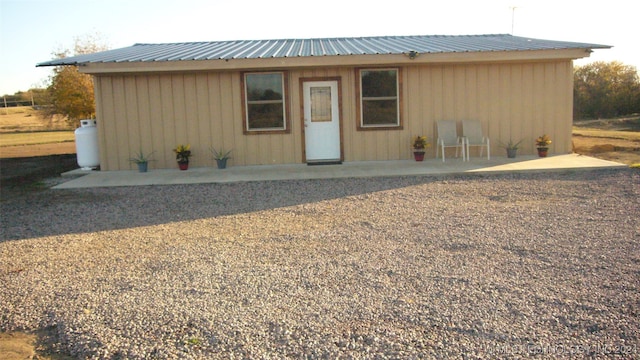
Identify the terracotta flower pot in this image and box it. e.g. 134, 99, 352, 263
178, 162, 189, 170
413, 151, 425, 162
537, 148, 548, 157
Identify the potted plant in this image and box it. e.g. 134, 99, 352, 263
535, 134, 552, 157
412, 135, 429, 161
129, 149, 154, 172
210, 147, 232, 169
500, 139, 522, 159
173, 144, 192, 170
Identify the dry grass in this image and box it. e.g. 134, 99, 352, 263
0, 106, 72, 133
0, 107, 76, 158
572, 116, 640, 166
0, 132, 74, 147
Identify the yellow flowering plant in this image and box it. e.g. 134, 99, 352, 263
412, 135, 429, 150
173, 144, 192, 163
535, 134, 552, 148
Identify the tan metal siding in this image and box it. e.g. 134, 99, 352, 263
94, 60, 574, 170
159, 75, 176, 167
146, 76, 165, 166
96, 77, 116, 170
195, 74, 211, 165
215, 73, 233, 164
402, 61, 573, 159
135, 77, 153, 168
112, 77, 129, 170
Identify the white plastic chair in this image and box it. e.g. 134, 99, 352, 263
462, 120, 490, 160
436, 120, 465, 162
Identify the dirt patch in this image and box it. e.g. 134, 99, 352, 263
0, 332, 35, 359
0, 328, 74, 360
572, 116, 640, 165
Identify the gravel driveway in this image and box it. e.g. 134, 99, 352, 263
1, 168, 639, 358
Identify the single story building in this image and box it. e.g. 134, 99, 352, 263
37, 34, 610, 171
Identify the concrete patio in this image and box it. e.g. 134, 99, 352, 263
54, 154, 626, 189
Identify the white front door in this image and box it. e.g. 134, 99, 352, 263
303, 80, 341, 163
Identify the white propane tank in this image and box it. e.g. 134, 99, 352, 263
75, 119, 100, 170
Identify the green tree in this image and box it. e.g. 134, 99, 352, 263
42, 33, 109, 126
574, 61, 640, 120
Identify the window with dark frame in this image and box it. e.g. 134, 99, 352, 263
243, 72, 288, 132
359, 68, 400, 128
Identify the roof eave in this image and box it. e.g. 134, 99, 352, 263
74, 48, 600, 75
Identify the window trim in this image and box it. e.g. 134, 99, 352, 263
356, 67, 403, 131
242, 71, 290, 134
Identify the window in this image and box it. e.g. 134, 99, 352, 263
243, 72, 289, 133
358, 68, 401, 129
310, 86, 332, 122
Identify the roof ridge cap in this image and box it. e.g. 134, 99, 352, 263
132, 34, 515, 47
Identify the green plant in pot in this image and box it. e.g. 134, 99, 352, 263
500, 139, 522, 159
535, 134, 552, 157
173, 144, 192, 170
129, 149, 154, 172
211, 147, 232, 169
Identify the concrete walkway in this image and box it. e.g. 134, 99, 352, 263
54, 154, 626, 189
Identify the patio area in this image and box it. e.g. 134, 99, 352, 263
55, 154, 626, 189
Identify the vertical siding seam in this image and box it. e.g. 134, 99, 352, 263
215, 73, 224, 154
136, 76, 146, 167
207, 73, 215, 152
144, 76, 154, 159
125, 77, 134, 170
119, 77, 125, 170
94, 77, 106, 170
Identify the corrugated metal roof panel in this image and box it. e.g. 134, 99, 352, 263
37, 34, 610, 66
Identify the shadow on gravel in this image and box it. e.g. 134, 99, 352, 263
0, 174, 442, 241
1, 159, 636, 242
0, 154, 77, 197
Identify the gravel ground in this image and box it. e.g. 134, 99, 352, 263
1, 168, 639, 359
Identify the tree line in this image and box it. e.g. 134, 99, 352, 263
2, 89, 47, 107
574, 61, 640, 120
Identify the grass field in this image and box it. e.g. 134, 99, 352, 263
573, 128, 640, 141
0, 106, 76, 158
0, 131, 75, 147
0, 106, 72, 133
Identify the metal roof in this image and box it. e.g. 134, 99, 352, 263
37, 34, 610, 66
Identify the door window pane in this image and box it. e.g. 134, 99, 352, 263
311, 86, 331, 122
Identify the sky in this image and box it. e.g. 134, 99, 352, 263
1, 0, 638, 96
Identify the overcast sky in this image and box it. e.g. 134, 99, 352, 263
1, 0, 638, 95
